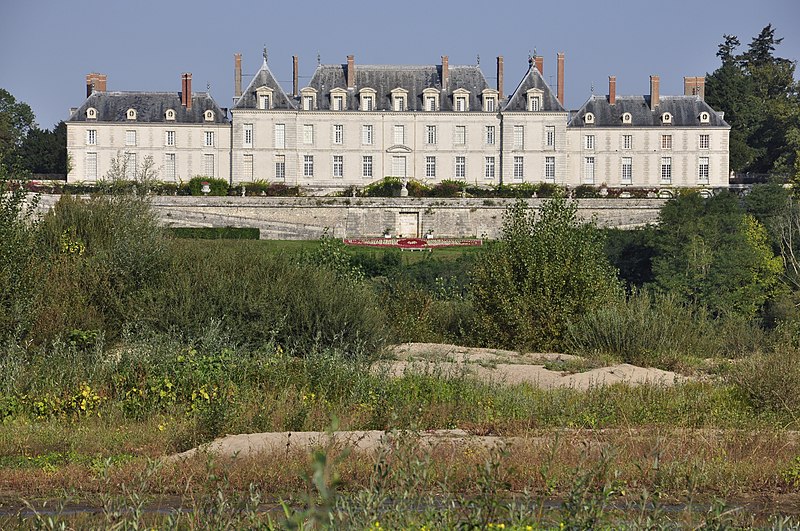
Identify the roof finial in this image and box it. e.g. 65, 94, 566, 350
207, 81, 211, 92
263, 46, 268, 64
533, 47, 537, 56
317, 51, 321, 65
528, 50, 533, 66
590, 82, 595, 95
476, 54, 480, 66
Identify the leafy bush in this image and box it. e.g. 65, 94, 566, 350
727, 346, 800, 417
470, 196, 619, 350
362, 177, 403, 197
571, 184, 601, 198
430, 180, 466, 198
188, 176, 229, 196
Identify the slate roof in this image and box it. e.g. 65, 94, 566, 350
234, 59, 296, 110
567, 95, 729, 128
299, 63, 492, 111
502, 63, 565, 112
69, 92, 230, 123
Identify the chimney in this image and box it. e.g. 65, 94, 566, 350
293, 55, 299, 97
650, 75, 660, 110
684, 76, 705, 100
557, 52, 565, 106
441, 55, 449, 90
86, 73, 107, 97
347, 55, 355, 89
234, 53, 242, 98
608, 75, 616, 105
496, 56, 504, 99
181, 73, 192, 110
534, 55, 544, 75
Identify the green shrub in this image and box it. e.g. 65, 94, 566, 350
169, 227, 260, 240
430, 180, 466, 198
188, 176, 229, 196
362, 177, 403, 197
572, 184, 600, 198
727, 347, 800, 417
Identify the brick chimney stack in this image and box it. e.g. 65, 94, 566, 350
293, 55, 299, 97
650, 75, 660, 110
181, 73, 192, 110
608, 75, 616, 105
441, 55, 449, 90
684, 76, 705, 100
234, 53, 242, 98
347, 55, 355, 89
556, 52, 565, 106
534, 55, 543, 75
496, 56, 504, 100
86, 73, 107, 98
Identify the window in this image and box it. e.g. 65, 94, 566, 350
623, 134, 632, 150
546, 126, 555, 147
333, 124, 343, 145
165, 130, 175, 147
203, 154, 215, 177
332, 95, 344, 111
243, 124, 253, 147
125, 152, 137, 180
85, 152, 97, 180
484, 96, 496, 112
486, 126, 495, 145
698, 157, 709, 184
585, 135, 595, 150
164, 153, 177, 181
426, 125, 437, 145
513, 156, 524, 180
165, 109, 176, 121
362, 156, 373, 178
455, 156, 466, 178
303, 155, 314, 177
545, 156, 555, 182
661, 112, 672, 124
274, 124, 285, 148
621, 157, 632, 184
243, 154, 253, 181
303, 95, 314, 111
333, 155, 344, 178
425, 156, 436, 178
699, 112, 710, 123
362, 125, 373, 145
528, 95, 541, 111
204, 131, 215, 147
393, 94, 406, 112
393, 125, 405, 145
455, 96, 467, 112
125, 130, 136, 146
584, 156, 595, 184
584, 112, 594, 124
362, 95, 374, 111
86, 107, 97, 120
485, 157, 495, 180
454, 125, 466, 145
513, 126, 524, 149
86, 129, 96, 145
661, 134, 672, 150
303, 124, 314, 145
275, 155, 285, 180
426, 96, 437, 111
622, 112, 632, 124
392, 156, 406, 177
126, 108, 137, 120
699, 134, 710, 149
204, 110, 214, 121
661, 157, 672, 184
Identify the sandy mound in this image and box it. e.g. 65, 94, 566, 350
379, 343, 684, 390
168, 429, 514, 461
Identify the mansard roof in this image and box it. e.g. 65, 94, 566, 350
502, 63, 565, 112
568, 95, 729, 127
68, 91, 229, 123
305, 63, 491, 111
234, 59, 296, 110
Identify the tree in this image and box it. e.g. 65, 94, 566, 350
652, 192, 783, 319
0, 88, 36, 173
18, 121, 68, 175
470, 196, 619, 351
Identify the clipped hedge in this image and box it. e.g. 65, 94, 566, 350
169, 227, 260, 240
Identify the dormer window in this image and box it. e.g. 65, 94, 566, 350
126, 108, 137, 120
526, 88, 543, 112
422, 88, 440, 112
621, 112, 632, 124
391, 88, 408, 112
330, 88, 347, 111
661, 112, 673, 124
165, 109, 176, 121
584, 112, 595, 125
359, 88, 376, 111
482, 89, 499, 112
255, 86, 275, 110
86, 107, 97, 120
699, 111, 710, 123
452, 88, 470, 112
204, 110, 214, 122
300, 88, 317, 111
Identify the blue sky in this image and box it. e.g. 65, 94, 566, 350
1, 0, 798, 129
